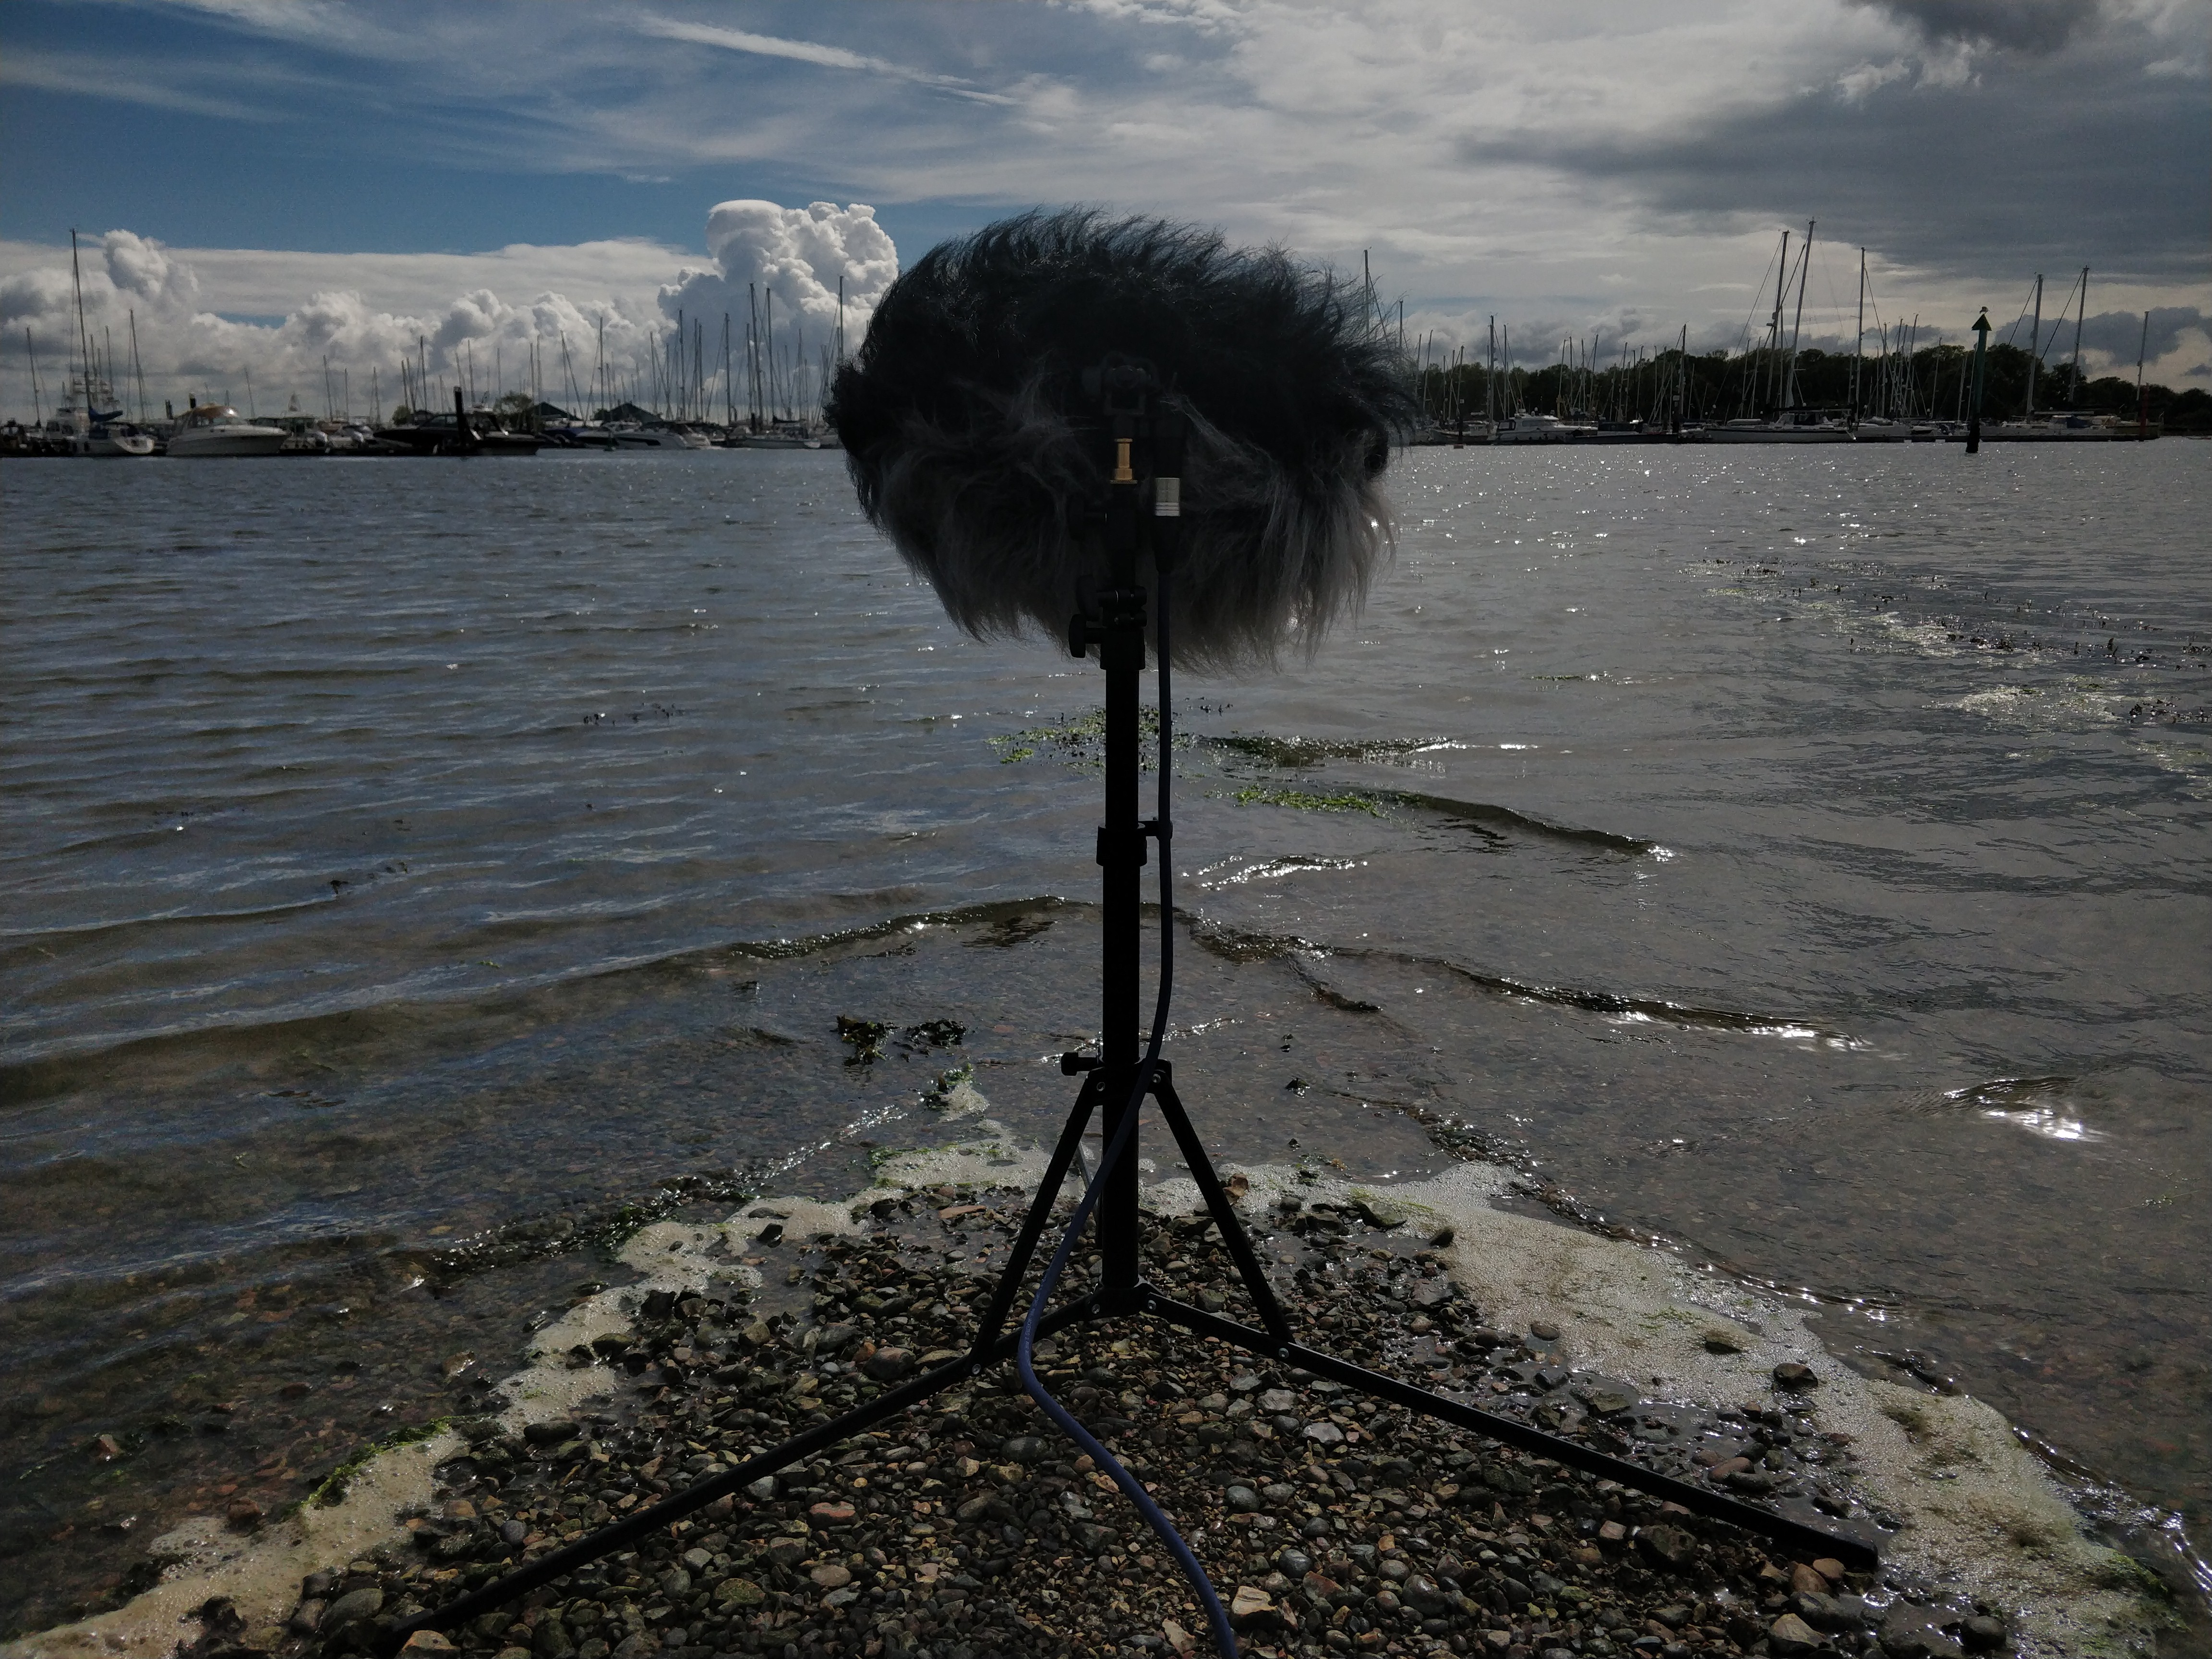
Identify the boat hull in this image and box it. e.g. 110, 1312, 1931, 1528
1850, 420, 1914, 443
1978, 422, 2156, 442
1707, 426, 1853, 443
82, 432, 157, 457
167, 430, 288, 457
373, 426, 541, 456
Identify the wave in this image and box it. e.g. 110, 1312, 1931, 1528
1189, 918, 1860, 1044
0, 896, 1080, 1095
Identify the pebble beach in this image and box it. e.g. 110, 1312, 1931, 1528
12, 1111, 2178, 1659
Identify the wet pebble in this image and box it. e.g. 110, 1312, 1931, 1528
242, 1187, 1913, 1659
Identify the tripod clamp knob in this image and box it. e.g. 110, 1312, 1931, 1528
1060, 1051, 1101, 1076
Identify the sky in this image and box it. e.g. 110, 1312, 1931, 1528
3, 0, 2207, 419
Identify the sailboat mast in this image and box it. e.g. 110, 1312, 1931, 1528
1677, 323, 1688, 431
2068, 267, 2088, 406
1783, 220, 1813, 410
2026, 274, 2043, 417
745, 286, 757, 429
1766, 229, 1790, 414
2132, 305, 2150, 435
1851, 248, 1866, 426
129, 310, 149, 422
765, 289, 778, 421
1487, 316, 1497, 427
68, 228, 93, 420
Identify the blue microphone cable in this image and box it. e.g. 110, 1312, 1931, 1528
1013, 560, 1240, 1658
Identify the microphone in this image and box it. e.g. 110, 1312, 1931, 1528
828, 209, 1417, 669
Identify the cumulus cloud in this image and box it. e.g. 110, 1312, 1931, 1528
658, 200, 897, 343
1, 204, 897, 418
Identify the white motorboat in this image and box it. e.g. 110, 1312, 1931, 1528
166, 403, 289, 457
1980, 413, 2153, 442
1707, 412, 1853, 443
1850, 417, 1914, 444
1491, 412, 1596, 445
735, 420, 831, 449
606, 422, 684, 449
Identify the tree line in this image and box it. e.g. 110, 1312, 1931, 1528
1416, 342, 2210, 432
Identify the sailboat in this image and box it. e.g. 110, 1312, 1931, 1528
1845, 249, 1915, 442
1980, 270, 2152, 441
59, 232, 156, 456
1709, 222, 1853, 443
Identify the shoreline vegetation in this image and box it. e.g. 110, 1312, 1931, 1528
11, 1116, 2182, 1659
1410, 347, 2211, 436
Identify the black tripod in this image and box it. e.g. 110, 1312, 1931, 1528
389, 371, 1873, 1653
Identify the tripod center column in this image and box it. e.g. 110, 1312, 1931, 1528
1095, 406, 1148, 1295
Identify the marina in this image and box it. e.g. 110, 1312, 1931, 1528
10, 233, 2194, 459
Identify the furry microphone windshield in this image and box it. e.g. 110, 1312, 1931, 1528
828, 210, 1419, 671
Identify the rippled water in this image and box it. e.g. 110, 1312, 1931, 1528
4, 445, 2207, 1632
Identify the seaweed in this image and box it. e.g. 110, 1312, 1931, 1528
309, 1416, 452, 1508
989, 706, 1191, 769
1228, 784, 1386, 815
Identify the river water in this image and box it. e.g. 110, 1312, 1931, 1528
3, 444, 2207, 1633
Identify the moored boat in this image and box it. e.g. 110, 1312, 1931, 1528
374, 411, 541, 456
1850, 416, 1913, 443
1491, 412, 1596, 445
542, 421, 619, 449
1978, 412, 2156, 442
605, 422, 685, 449
1707, 410, 1853, 443
84, 421, 156, 457
166, 403, 289, 457
734, 420, 832, 449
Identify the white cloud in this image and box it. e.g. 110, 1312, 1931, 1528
649, 202, 898, 415
6, 0, 2206, 388
661, 200, 898, 337
637, 16, 1014, 103
1838, 58, 1914, 99
0, 207, 899, 418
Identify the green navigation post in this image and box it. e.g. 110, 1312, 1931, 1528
1967, 309, 1991, 455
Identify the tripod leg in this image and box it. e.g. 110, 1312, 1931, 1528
1137, 1295, 1880, 1572
385, 1300, 1105, 1651
967, 1073, 1100, 1358
1150, 1068, 1294, 1347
